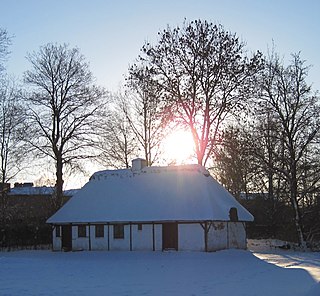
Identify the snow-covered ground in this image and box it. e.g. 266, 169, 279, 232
0, 240, 319, 296
249, 239, 320, 282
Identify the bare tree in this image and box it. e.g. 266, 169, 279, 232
247, 110, 292, 238
256, 52, 320, 247
24, 43, 107, 210
0, 28, 11, 75
0, 77, 26, 226
126, 64, 167, 166
135, 20, 263, 166
214, 126, 256, 199
0, 78, 26, 182
0, 30, 27, 227
98, 95, 138, 169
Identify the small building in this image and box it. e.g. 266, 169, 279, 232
6, 183, 77, 220
0, 183, 78, 248
47, 159, 254, 252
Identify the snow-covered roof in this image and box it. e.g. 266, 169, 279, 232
9, 186, 54, 196
47, 164, 253, 224
9, 186, 79, 197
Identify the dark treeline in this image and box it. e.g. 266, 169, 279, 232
213, 53, 320, 248
0, 20, 319, 249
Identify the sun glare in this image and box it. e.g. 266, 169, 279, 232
163, 129, 195, 164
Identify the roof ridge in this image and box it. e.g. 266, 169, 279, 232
90, 164, 209, 181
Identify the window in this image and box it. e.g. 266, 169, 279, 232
137, 223, 143, 231
95, 225, 104, 238
78, 225, 86, 237
113, 224, 124, 239
55, 226, 61, 237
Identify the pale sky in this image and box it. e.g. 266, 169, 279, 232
1, 0, 319, 188
1, 0, 320, 91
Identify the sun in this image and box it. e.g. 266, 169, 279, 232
163, 129, 195, 164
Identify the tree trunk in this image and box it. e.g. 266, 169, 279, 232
290, 163, 307, 248
54, 155, 64, 211
0, 174, 8, 225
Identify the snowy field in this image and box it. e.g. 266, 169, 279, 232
0, 241, 319, 296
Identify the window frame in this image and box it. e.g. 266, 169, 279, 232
95, 224, 104, 238
137, 223, 143, 231
113, 224, 124, 239
78, 225, 87, 238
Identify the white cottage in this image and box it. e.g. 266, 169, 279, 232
47, 159, 253, 252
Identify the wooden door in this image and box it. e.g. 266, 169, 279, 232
162, 223, 178, 251
61, 225, 72, 251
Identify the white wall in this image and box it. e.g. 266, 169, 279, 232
178, 223, 204, 251
154, 224, 162, 251
207, 222, 247, 251
90, 225, 108, 250
109, 224, 130, 251
207, 222, 228, 251
228, 222, 246, 249
131, 224, 153, 251
72, 225, 89, 251
51, 222, 247, 252
52, 226, 61, 251
64, 223, 162, 252
112, 224, 162, 251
